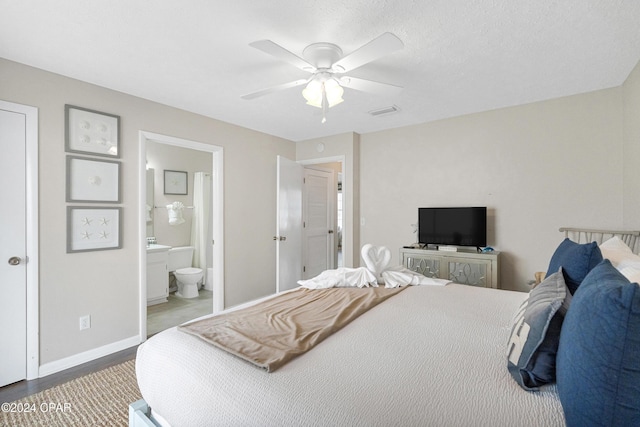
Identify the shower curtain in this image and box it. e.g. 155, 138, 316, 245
190, 172, 211, 271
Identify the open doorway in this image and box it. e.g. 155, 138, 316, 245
276, 157, 344, 291
138, 131, 224, 340
301, 159, 344, 272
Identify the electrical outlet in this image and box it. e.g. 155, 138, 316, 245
79, 315, 91, 330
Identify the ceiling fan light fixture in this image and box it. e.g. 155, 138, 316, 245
244, 32, 404, 104
324, 78, 344, 108
302, 77, 344, 109
302, 79, 324, 108
244, 33, 404, 124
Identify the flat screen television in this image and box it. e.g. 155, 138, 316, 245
418, 207, 487, 248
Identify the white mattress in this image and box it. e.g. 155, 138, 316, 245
136, 284, 565, 426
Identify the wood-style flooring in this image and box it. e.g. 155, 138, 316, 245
1, 290, 213, 404
0, 345, 137, 404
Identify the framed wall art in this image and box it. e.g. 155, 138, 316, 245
164, 170, 188, 195
65, 104, 120, 158
67, 206, 122, 253
66, 156, 121, 203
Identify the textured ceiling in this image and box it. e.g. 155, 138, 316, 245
1, 0, 639, 142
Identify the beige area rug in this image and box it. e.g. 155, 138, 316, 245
0, 359, 141, 427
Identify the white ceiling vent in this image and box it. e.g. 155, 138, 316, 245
368, 105, 400, 117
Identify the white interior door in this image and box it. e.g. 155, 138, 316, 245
303, 168, 335, 279
0, 107, 27, 387
276, 156, 303, 292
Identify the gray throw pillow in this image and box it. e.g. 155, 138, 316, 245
507, 268, 571, 391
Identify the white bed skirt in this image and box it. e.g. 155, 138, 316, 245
135, 284, 565, 426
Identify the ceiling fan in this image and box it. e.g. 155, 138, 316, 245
241, 32, 404, 122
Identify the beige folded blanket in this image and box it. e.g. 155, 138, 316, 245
179, 286, 407, 372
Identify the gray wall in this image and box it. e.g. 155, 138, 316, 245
358, 74, 640, 291
623, 60, 640, 229
0, 58, 295, 366
1, 54, 638, 372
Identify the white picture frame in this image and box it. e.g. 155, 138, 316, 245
66, 156, 121, 203
65, 105, 120, 158
67, 207, 122, 253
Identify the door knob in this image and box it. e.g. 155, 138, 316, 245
273, 236, 286, 241
8, 256, 22, 266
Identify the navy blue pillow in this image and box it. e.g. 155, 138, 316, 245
507, 269, 571, 390
556, 260, 640, 426
546, 238, 602, 294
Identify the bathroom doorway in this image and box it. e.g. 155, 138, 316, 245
139, 131, 223, 339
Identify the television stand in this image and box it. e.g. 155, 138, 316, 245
399, 248, 500, 288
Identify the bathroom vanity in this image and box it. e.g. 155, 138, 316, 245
147, 244, 170, 305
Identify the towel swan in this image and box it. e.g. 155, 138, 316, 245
298, 244, 450, 289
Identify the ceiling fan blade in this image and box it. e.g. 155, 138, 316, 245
339, 76, 403, 96
332, 32, 404, 73
241, 79, 309, 100
249, 40, 316, 72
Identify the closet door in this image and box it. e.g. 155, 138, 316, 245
0, 107, 27, 387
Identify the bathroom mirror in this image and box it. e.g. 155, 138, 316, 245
146, 168, 154, 237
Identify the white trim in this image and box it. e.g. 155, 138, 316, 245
39, 335, 139, 378
138, 135, 147, 340
212, 148, 225, 313
0, 100, 39, 380
298, 155, 345, 166
140, 131, 218, 153
138, 131, 224, 342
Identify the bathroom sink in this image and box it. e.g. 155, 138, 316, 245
147, 244, 171, 252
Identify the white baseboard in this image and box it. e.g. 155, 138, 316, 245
38, 335, 140, 378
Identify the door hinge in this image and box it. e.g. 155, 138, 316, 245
303, 221, 306, 228
303, 266, 306, 272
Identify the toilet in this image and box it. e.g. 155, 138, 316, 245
168, 246, 203, 298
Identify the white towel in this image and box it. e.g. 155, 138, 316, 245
381, 266, 451, 288
166, 201, 185, 225
299, 244, 451, 289
361, 244, 392, 285
298, 267, 377, 289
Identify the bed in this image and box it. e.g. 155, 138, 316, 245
130, 228, 640, 427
